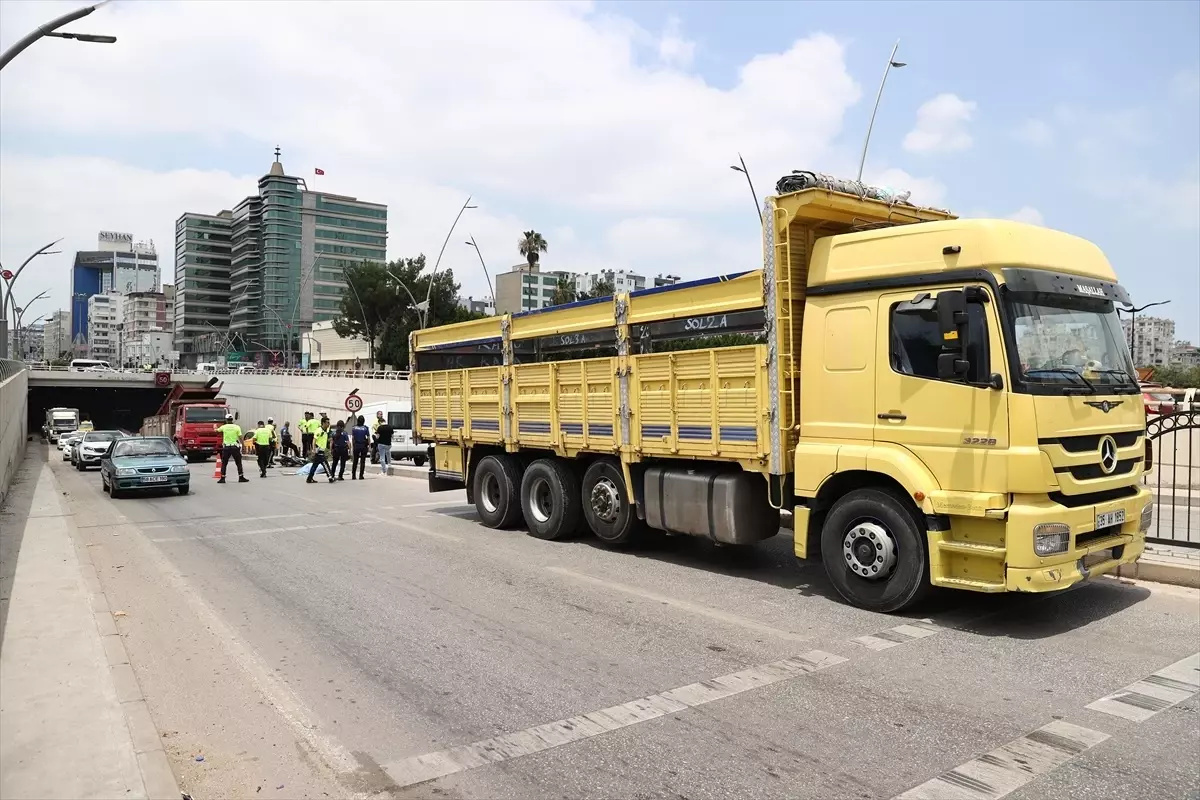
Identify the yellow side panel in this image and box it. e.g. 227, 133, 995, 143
632, 345, 765, 461
510, 299, 615, 341
555, 357, 619, 452
434, 443, 464, 477
628, 271, 764, 324
412, 316, 503, 352
465, 366, 504, 444
513, 363, 554, 449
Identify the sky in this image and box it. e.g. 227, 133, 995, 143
1, 0, 1197, 342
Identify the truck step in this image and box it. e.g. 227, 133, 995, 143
936, 540, 1007, 559
932, 576, 1007, 593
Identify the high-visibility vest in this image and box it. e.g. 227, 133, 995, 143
254, 427, 272, 446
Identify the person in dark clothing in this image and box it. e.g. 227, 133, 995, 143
280, 421, 299, 457
350, 415, 370, 480
375, 420, 394, 475
329, 421, 350, 482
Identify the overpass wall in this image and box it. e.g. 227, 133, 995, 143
1, 360, 29, 506
213, 373, 412, 429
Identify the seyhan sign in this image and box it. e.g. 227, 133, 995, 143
99, 231, 133, 244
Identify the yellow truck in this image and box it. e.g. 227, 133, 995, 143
412, 172, 1152, 612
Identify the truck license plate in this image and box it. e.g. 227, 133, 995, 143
141, 475, 168, 484
1095, 509, 1125, 528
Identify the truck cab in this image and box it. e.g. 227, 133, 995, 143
786, 215, 1149, 610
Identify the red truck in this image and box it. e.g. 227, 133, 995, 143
142, 379, 235, 462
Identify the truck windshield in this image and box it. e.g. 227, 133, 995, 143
186, 408, 228, 423
1007, 292, 1137, 394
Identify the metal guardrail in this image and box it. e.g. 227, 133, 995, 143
22, 364, 410, 380
1145, 409, 1199, 549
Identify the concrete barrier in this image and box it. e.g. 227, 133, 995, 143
0, 359, 29, 506
213, 372, 412, 429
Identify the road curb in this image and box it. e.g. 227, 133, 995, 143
72, 518, 182, 800
387, 464, 427, 480
1150, 487, 1199, 507
1115, 554, 1200, 589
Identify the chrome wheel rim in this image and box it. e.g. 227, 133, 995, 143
842, 520, 897, 580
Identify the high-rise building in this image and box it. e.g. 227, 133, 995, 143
86, 293, 123, 362
1121, 315, 1176, 367
70, 232, 159, 350
175, 151, 386, 367
43, 310, 72, 361
15, 323, 44, 362
174, 211, 233, 358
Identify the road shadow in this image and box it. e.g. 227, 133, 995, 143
431, 508, 1154, 640
0, 440, 43, 657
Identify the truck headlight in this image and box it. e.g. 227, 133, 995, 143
1139, 502, 1154, 532
116, 468, 138, 477
169, 465, 189, 473
1034, 522, 1071, 556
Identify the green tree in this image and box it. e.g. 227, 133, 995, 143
1148, 364, 1200, 388
518, 230, 548, 270
334, 260, 399, 368
551, 273, 576, 306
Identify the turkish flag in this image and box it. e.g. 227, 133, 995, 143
314, 168, 325, 175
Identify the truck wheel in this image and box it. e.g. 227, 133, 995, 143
412, 456, 427, 467
581, 460, 644, 546
472, 455, 523, 528
520, 459, 581, 541
819, 488, 932, 613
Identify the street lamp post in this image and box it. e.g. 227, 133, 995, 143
421, 196, 477, 328
0, 238, 63, 358
463, 237, 495, 308
1117, 300, 1171, 366
0, 1, 117, 71
729, 154, 763, 225
856, 40, 906, 183
12, 289, 50, 358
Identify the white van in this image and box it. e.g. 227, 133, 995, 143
69, 358, 113, 372
358, 400, 425, 466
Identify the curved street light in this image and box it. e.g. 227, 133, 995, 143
856, 40, 906, 183
421, 196, 477, 328
0, 238, 63, 358
1116, 300, 1171, 363
0, 1, 117, 71
463, 236, 496, 307
729, 154, 763, 225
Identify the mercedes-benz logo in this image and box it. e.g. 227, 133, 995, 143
1098, 435, 1119, 475
1084, 400, 1123, 413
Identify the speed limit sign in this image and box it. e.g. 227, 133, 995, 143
345, 394, 363, 413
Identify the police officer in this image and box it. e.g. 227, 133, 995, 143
306, 416, 333, 484
253, 420, 272, 478
265, 417, 278, 467
216, 414, 250, 484
301, 411, 316, 456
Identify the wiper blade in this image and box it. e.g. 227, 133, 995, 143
1023, 367, 1097, 394
1089, 368, 1141, 393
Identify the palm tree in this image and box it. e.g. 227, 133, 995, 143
551, 273, 576, 306
517, 230, 548, 270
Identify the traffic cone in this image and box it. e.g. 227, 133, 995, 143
214, 458, 223, 480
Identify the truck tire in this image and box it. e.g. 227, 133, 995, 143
412, 456, 427, 468
581, 460, 644, 546
473, 455, 523, 528
819, 488, 932, 613
520, 458, 581, 541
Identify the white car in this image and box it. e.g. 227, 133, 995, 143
73, 430, 124, 470
58, 431, 86, 460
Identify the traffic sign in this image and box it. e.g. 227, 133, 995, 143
1, 270, 12, 281
154, 371, 172, 387
345, 394, 363, 413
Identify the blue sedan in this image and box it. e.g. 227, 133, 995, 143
100, 436, 191, 498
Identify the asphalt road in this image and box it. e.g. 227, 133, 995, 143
44, 448, 1200, 800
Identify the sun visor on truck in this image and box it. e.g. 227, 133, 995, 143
1001, 268, 1131, 306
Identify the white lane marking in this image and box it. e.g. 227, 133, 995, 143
546, 566, 812, 643
138, 512, 314, 530
382, 649, 846, 788
363, 514, 462, 542
398, 500, 470, 509
894, 719, 1110, 800
1085, 652, 1200, 722
150, 519, 373, 543
852, 621, 940, 651
122, 514, 363, 779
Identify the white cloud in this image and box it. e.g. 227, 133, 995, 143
657, 17, 696, 68
864, 167, 948, 209
903, 93, 977, 154
1006, 206, 1045, 226
1014, 118, 1054, 147
0, 0, 874, 305
1172, 68, 1200, 103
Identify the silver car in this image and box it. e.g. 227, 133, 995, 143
59, 431, 86, 461
73, 430, 124, 470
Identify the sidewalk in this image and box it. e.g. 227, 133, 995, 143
0, 453, 179, 799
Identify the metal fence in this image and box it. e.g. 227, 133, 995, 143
1144, 409, 1199, 548
23, 364, 409, 381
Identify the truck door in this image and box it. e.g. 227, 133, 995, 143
874, 286, 1010, 494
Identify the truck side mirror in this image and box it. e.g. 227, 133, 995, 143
935, 289, 971, 379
